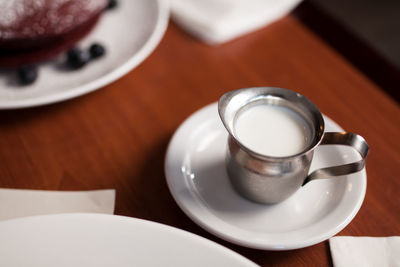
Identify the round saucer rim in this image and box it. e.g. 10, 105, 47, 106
165, 102, 367, 250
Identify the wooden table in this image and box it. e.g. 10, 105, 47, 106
1, 15, 399, 266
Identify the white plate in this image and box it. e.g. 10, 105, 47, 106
0, 0, 169, 109
165, 102, 367, 250
0, 213, 258, 266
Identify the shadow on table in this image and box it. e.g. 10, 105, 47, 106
293, 1, 400, 103
0, 96, 77, 127
131, 133, 195, 225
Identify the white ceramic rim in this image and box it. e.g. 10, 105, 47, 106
165, 102, 367, 250
0, 0, 169, 109
0, 213, 258, 266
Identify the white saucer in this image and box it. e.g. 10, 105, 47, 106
165, 102, 366, 250
0, 0, 169, 109
0, 214, 257, 266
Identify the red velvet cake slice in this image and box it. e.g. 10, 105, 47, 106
0, 0, 108, 68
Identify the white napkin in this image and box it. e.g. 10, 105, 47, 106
171, 0, 302, 44
0, 188, 115, 221
330, 236, 400, 267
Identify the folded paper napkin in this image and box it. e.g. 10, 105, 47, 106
171, 0, 302, 44
330, 236, 400, 267
0, 188, 115, 221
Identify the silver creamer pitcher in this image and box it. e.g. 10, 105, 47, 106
218, 87, 369, 204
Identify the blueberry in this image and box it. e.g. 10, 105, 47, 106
89, 43, 106, 59
66, 47, 90, 69
107, 0, 117, 9
17, 65, 38, 85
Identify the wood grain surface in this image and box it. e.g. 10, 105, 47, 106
1, 16, 399, 266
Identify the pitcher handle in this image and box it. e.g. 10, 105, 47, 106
303, 132, 369, 186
